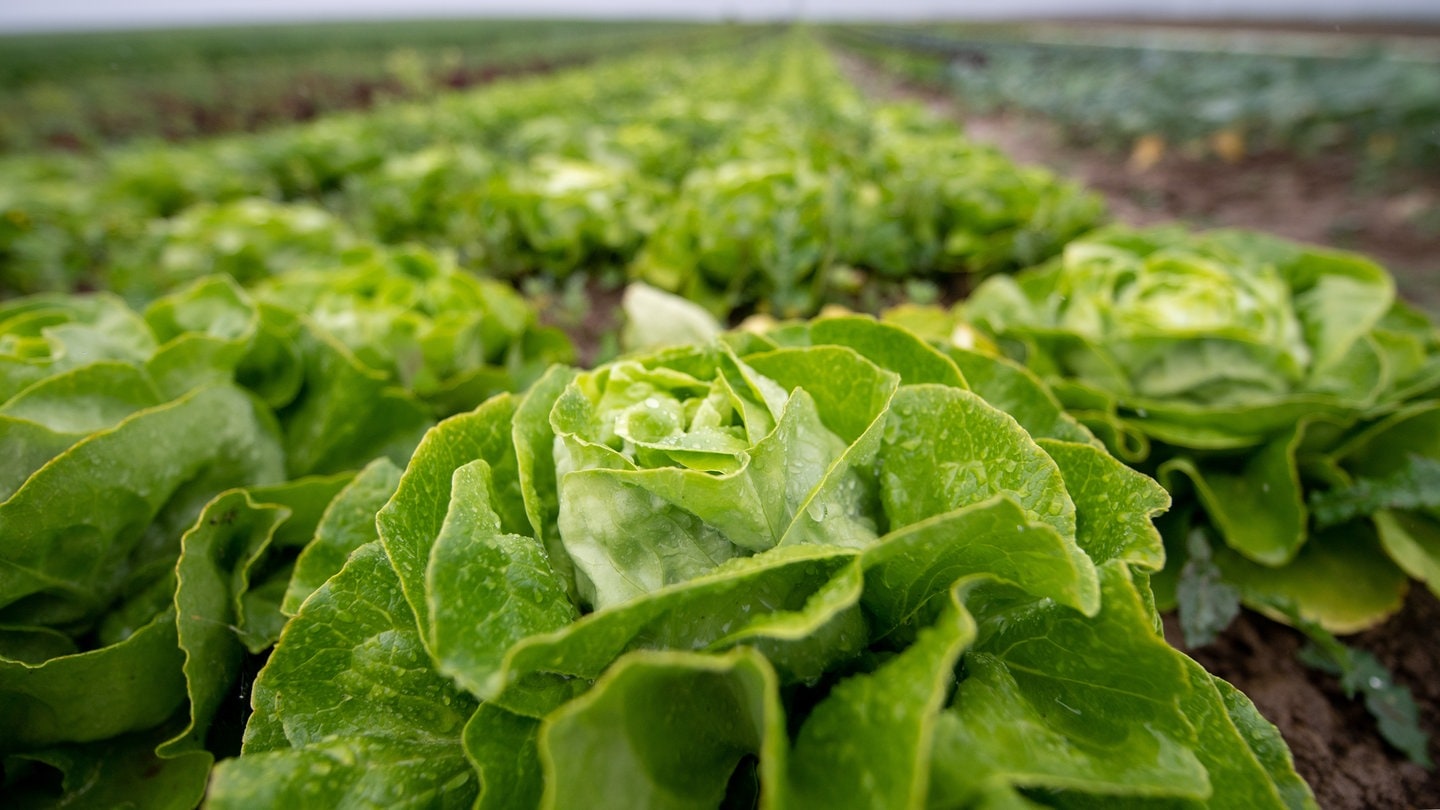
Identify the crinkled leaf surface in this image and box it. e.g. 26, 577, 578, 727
0, 609, 187, 751
1037, 438, 1168, 571
929, 564, 1211, 804
0, 382, 284, 627
948, 346, 1094, 444
539, 648, 784, 810
785, 584, 972, 810
878, 384, 1080, 575
377, 394, 523, 652
208, 541, 477, 809
1160, 425, 1307, 567
283, 458, 403, 614
427, 459, 577, 698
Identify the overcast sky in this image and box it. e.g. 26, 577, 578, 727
3, 0, 1438, 33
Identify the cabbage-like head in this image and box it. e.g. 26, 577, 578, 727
550, 342, 884, 608
210, 316, 1316, 810
970, 226, 1440, 638
968, 226, 1400, 450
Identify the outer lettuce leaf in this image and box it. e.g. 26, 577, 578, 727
1374, 510, 1440, 599
165, 473, 354, 757
489, 546, 858, 715
948, 346, 1096, 445
0, 361, 163, 435
1212, 523, 1408, 634
208, 542, 478, 809
784, 583, 972, 810
1214, 676, 1317, 810
227, 474, 356, 654
377, 394, 525, 651
511, 365, 580, 598
163, 491, 291, 759
928, 564, 1295, 807
0, 609, 188, 751
0, 382, 284, 627
0, 416, 88, 502
877, 385, 1085, 592
1038, 438, 1169, 572
1325, 403, 1440, 597
427, 460, 578, 698
283, 458, 403, 614
1159, 424, 1308, 568
463, 703, 545, 810
2, 726, 212, 810
806, 315, 967, 388
861, 496, 1100, 628
538, 648, 785, 810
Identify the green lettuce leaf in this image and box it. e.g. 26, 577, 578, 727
538, 647, 784, 810
207, 542, 478, 809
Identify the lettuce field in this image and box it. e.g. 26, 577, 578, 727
1, 19, 1437, 810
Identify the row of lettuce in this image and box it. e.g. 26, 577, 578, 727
838, 25, 1440, 170
0, 244, 572, 806
895, 226, 1440, 767
0, 20, 720, 154
2, 30, 1438, 809
0, 34, 1103, 317
3, 253, 1325, 806
14, 226, 1437, 805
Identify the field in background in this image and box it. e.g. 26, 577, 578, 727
833, 19, 1440, 315
0, 19, 737, 151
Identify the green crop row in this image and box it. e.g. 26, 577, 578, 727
0, 20, 726, 153
839, 25, 1440, 170
0, 32, 1102, 317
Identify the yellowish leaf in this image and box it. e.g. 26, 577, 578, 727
1129, 134, 1166, 172
1210, 129, 1246, 163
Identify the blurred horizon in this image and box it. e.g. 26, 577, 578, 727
5, 0, 1440, 34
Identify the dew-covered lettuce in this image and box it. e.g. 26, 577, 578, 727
630, 117, 1104, 320
209, 316, 1314, 809
108, 198, 366, 303
964, 225, 1440, 633
251, 246, 573, 419
0, 258, 571, 806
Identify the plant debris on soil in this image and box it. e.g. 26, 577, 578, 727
836, 43, 1440, 810
1164, 588, 1440, 809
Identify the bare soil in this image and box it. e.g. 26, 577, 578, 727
1164, 589, 1440, 809
837, 48, 1440, 810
